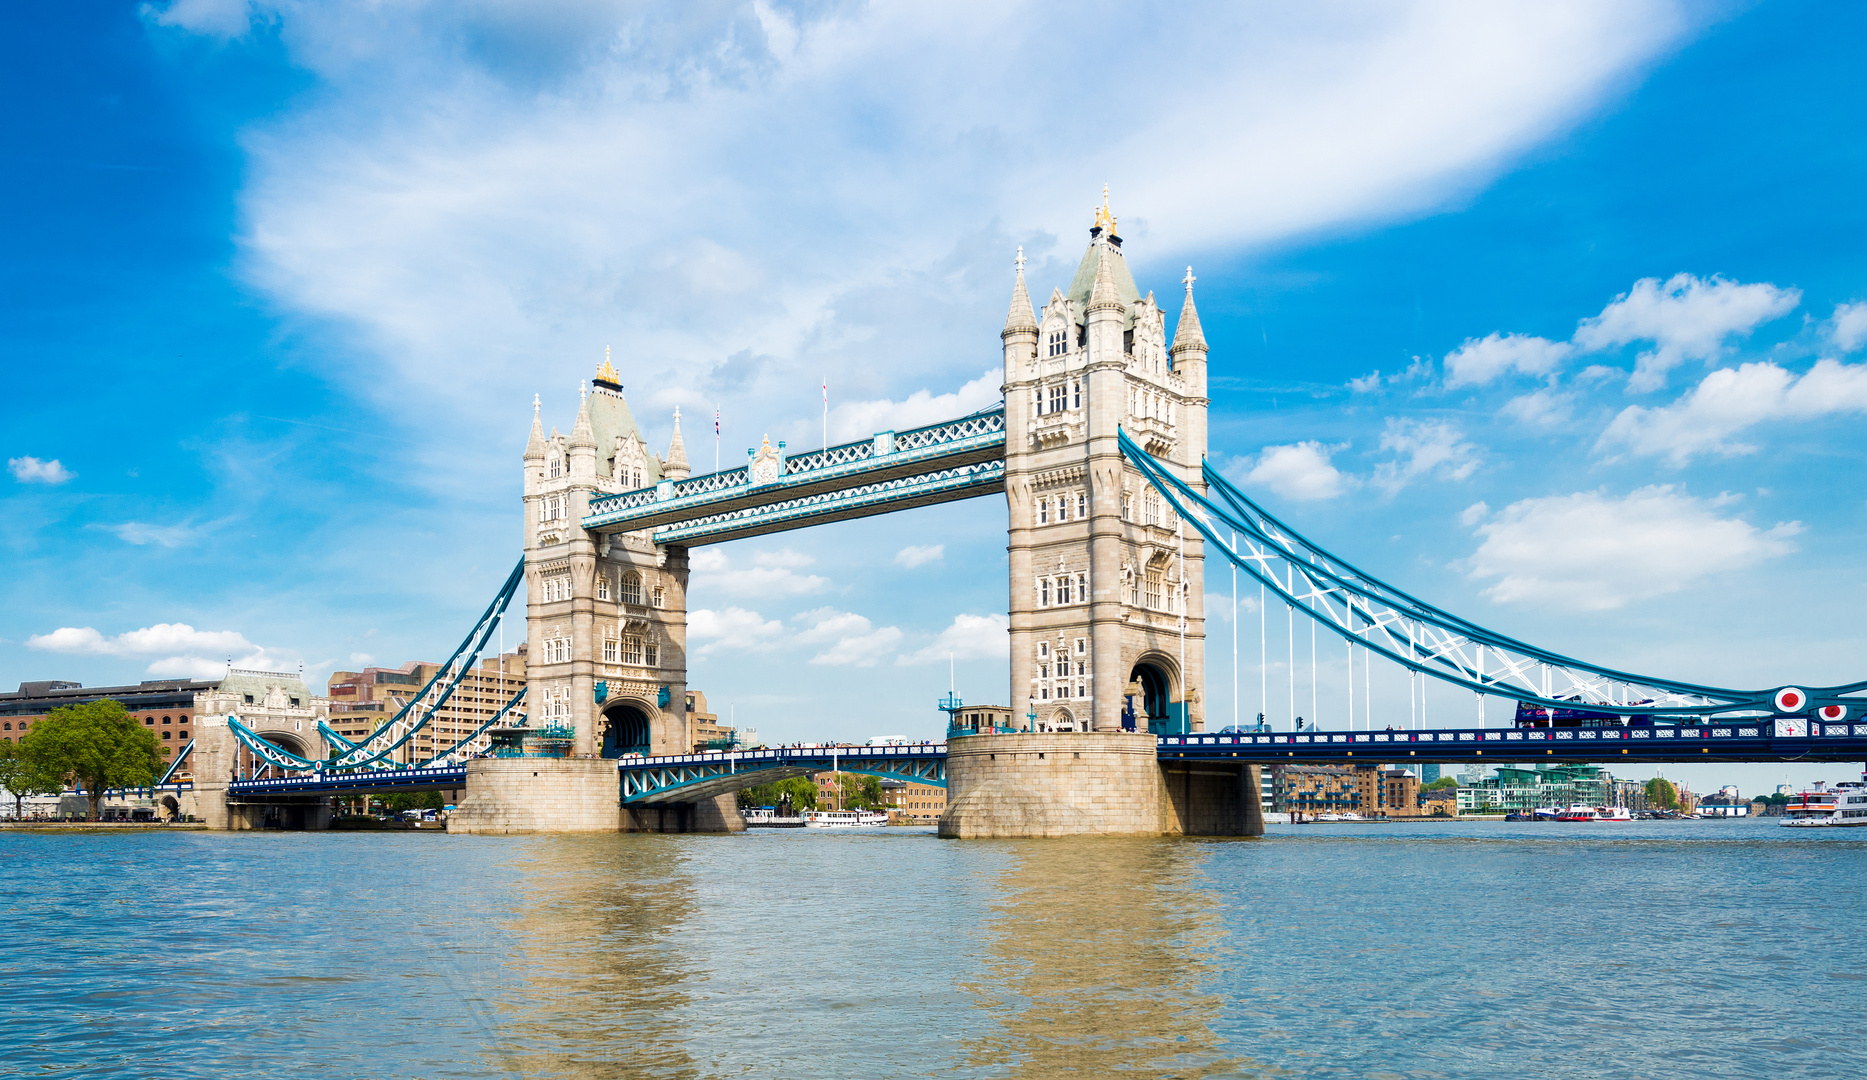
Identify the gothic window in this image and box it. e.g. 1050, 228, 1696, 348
1072, 381, 1081, 409
1058, 685, 1070, 699
597, 575, 610, 601
645, 642, 658, 667
1041, 686, 1050, 700
1047, 384, 1065, 413
550, 456, 561, 479
603, 637, 618, 663
1121, 492, 1132, 521
1034, 389, 1043, 416
652, 584, 665, 608
1144, 490, 1161, 526
624, 635, 644, 665
1040, 664, 1049, 679
1041, 579, 1051, 606
1047, 329, 1067, 357
1075, 638, 1087, 655
1038, 641, 1049, 658
1056, 496, 1067, 523
1057, 576, 1070, 605
620, 572, 642, 606
1076, 573, 1087, 603
1144, 570, 1162, 610
1076, 491, 1087, 518
1037, 498, 1048, 526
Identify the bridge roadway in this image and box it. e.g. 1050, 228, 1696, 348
220, 720, 1867, 804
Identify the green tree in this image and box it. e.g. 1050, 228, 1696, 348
382, 791, 444, 813
1645, 777, 1679, 811
739, 777, 816, 812
837, 773, 884, 811
21, 700, 164, 821
0, 740, 66, 820
1422, 776, 1459, 791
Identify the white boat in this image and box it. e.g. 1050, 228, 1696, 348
1781, 780, 1867, 827
743, 806, 806, 828
804, 809, 889, 829
1555, 805, 1598, 822
1593, 806, 1633, 822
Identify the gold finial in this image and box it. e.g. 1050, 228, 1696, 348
1093, 185, 1118, 236
595, 344, 621, 388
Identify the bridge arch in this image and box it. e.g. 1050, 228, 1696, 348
600, 701, 654, 759
1128, 654, 1179, 734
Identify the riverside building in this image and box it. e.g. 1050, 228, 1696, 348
326, 650, 528, 764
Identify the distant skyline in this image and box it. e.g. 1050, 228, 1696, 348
5, 1, 1865, 792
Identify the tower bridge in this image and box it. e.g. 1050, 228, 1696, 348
196, 193, 1867, 835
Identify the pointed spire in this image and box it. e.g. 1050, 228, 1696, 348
569, 381, 597, 448
524, 394, 545, 459
1003, 246, 1037, 336
1087, 241, 1124, 313
1170, 266, 1207, 355
663, 406, 691, 479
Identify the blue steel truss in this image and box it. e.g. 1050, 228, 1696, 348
229, 766, 467, 799
1158, 719, 1867, 764
583, 407, 1005, 544
1119, 429, 1867, 721
155, 739, 194, 785
618, 745, 947, 804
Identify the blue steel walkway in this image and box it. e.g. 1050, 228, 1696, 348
227, 766, 467, 799
1159, 719, 1867, 765
618, 744, 946, 803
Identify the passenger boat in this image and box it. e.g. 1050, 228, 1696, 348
744, 806, 806, 828
1555, 805, 1599, 822
803, 809, 889, 829
1593, 806, 1633, 822
1781, 780, 1867, 827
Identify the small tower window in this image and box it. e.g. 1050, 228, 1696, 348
1076, 574, 1087, 603
603, 637, 618, 663
1144, 570, 1163, 610
645, 642, 658, 667
652, 585, 665, 608
1048, 385, 1066, 413
1041, 579, 1051, 606
1038, 641, 1049, 658
1057, 576, 1070, 605
620, 572, 642, 606
623, 635, 643, 665
1055, 496, 1067, 523
597, 575, 610, 601
1047, 329, 1067, 357
1037, 499, 1048, 526
550, 456, 562, 479
1077, 491, 1087, 518
1072, 381, 1081, 409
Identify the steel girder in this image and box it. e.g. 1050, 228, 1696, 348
228, 766, 468, 798
583, 408, 1006, 544
1119, 429, 1867, 720
318, 559, 525, 769
618, 747, 947, 804
1158, 720, 1867, 764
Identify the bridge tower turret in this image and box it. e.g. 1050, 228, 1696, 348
998, 193, 1206, 737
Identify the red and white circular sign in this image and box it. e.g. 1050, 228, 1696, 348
1774, 687, 1807, 713
1817, 704, 1848, 722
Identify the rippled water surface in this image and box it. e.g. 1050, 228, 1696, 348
3, 820, 1864, 1078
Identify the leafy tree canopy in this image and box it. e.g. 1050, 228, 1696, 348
21, 699, 164, 821
739, 776, 817, 812
1422, 776, 1460, 791
837, 773, 885, 811
0, 740, 68, 820
1644, 777, 1680, 811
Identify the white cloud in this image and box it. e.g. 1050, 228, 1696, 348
1242, 442, 1351, 501
1572, 273, 1801, 391
1829, 302, 1867, 353
688, 607, 784, 658
689, 547, 828, 597
1201, 592, 1261, 625
136, 1, 1693, 489
831, 369, 1003, 444
894, 544, 944, 568
1467, 486, 1801, 611
348, 652, 374, 664
1596, 358, 1867, 464
26, 622, 295, 678
1499, 386, 1575, 427
1459, 501, 1489, 527
897, 613, 1009, 666
1444, 332, 1572, 387
793, 608, 902, 667
1371, 419, 1480, 494
9, 456, 74, 484
104, 521, 206, 548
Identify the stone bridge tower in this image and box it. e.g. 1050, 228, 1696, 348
519, 357, 693, 760
1001, 195, 1208, 737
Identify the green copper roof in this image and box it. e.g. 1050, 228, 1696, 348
1064, 235, 1141, 327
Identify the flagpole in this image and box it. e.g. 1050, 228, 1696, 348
822, 375, 828, 450
714, 405, 720, 473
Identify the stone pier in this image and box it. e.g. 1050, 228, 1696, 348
448, 758, 742, 835
940, 732, 1259, 838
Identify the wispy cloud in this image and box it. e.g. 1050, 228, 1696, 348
1597, 358, 1867, 464
1238, 442, 1351, 501
26, 622, 296, 679
1573, 273, 1800, 391
1464, 487, 1800, 610
894, 544, 944, 569
897, 613, 1008, 666
9, 456, 74, 484
1371, 419, 1480, 495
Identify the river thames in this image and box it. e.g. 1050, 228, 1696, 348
4, 820, 1863, 1079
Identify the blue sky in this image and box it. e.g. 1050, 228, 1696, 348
5, 1, 1865, 794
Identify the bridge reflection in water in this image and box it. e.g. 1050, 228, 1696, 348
960, 838, 1253, 1079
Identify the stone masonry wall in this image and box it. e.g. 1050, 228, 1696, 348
940, 731, 1168, 838
449, 758, 626, 834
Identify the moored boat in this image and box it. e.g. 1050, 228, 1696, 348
804, 809, 889, 829
744, 806, 807, 828
1593, 806, 1633, 822
1555, 805, 1599, 822
1781, 780, 1867, 827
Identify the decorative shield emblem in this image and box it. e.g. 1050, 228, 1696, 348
1773, 687, 1806, 713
